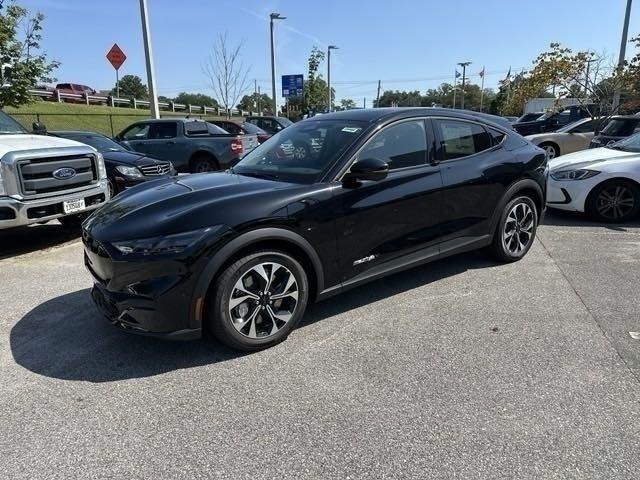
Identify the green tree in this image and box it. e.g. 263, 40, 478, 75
237, 92, 271, 113
303, 47, 329, 113
0, 0, 59, 108
112, 74, 148, 99
335, 98, 356, 111
174, 92, 218, 107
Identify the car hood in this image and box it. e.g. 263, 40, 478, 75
85, 172, 302, 241
0, 134, 90, 158
525, 132, 562, 142
102, 150, 166, 167
548, 147, 639, 171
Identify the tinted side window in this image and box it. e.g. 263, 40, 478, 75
149, 122, 177, 139
571, 120, 596, 133
122, 123, 150, 140
436, 120, 493, 160
357, 120, 427, 170
489, 128, 506, 145
222, 122, 241, 134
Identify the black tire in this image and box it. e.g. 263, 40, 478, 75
586, 179, 640, 223
207, 250, 309, 351
190, 154, 219, 174
108, 179, 117, 198
539, 142, 559, 159
59, 213, 86, 229
489, 195, 538, 263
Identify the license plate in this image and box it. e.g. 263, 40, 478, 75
63, 198, 86, 214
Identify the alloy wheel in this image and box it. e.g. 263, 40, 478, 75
503, 202, 534, 255
195, 161, 212, 173
595, 185, 635, 220
293, 146, 307, 159
228, 262, 299, 339
542, 144, 557, 159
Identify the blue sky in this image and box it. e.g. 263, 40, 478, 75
20, 0, 640, 104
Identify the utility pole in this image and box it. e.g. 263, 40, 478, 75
139, 0, 159, 119
457, 61, 471, 110
363, 98, 366, 109
376, 80, 381, 107
258, 85, 262, 114
452, 70, 457, 108
327, 45, 338, 112
584, 54, 597, 97
613, 0, 633, 110
270, 12, 286, 115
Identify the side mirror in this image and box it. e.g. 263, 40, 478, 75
32, 122, 47, 134
344, 157, 389, 183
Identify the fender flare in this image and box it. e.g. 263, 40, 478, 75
189, 227, 325, 329
489, 179, 545, 233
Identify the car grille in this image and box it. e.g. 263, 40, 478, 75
18, 154, 97, 196
139, 162, 171, 176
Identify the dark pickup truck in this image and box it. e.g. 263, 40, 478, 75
115, 119, 259, 173
513, 105, 594, 136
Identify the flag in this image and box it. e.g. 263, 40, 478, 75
479, 67, 485, 79
499, 67, 512, 87
455, 70, 461, 78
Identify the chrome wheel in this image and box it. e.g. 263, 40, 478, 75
595, 185, 635, 220
228, 262, 299, 339
194, 161, 212, 173
503, 202, 534, 255
541, 144, 558, 159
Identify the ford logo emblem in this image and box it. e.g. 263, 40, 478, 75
52, 167, 77, 180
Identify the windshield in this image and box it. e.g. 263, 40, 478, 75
601, 118, 640, 137
239, 122, 267, 135
0, 111, 27, 134
62, 133, 126, 152
517, 113, 543, 123
607, 132, 640, 152
233, 119, 368, 183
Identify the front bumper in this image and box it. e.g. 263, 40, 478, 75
0, 182, 109, 229
84, 237, 207, 340
546, 175, 604, 212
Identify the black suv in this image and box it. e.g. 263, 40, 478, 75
513, 105, 593, 136
84, 108, 547, 351
589, 115, 640, 148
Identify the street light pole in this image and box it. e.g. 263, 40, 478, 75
139, 0, 159, 119
327, 45, 338, 112
270, 12, 286, 115
457, 62, 471, 110
613, 0, 633, 110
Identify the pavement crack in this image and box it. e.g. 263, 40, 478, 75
535, 235, 640, 385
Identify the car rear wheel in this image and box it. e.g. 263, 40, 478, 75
207, 250, 309, 351
539, 142, 559, 159
489, 195, 538, 262
190, 155, 218, 173
587, 180, 640, 223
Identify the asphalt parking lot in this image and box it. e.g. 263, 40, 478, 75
1, 211, 639, 479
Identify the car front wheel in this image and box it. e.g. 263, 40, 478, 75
539, 142, 559, 159
489, 195, 538, 262
587, 180, 640, 223
208, 250, 309, 351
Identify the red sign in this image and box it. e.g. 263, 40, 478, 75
106, 44, 127, 70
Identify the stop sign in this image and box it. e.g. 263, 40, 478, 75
106, 44, 127, 70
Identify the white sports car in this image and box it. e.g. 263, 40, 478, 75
547, 132, 640, 222
526, 117, 599, 159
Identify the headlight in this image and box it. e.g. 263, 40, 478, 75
112, 226, 221, 256
96, 152, 107, 180
115, 165, 144, 178
550, 169, 600, 181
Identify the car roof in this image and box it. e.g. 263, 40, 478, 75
309, 108, 512, 130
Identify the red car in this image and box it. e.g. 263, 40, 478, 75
211, 120, 271, 143
54, 83, 98, 103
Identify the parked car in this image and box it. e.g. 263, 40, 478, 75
513, 105, 593, 136
589, 115, 640, 148
115, 118, 259, 173
515, 112, 544, 123
245, 115, 293, 135
210, 119, 271, 143
525, 117, 600, 159
49, 131, 175, 197
84, 107, 546, 350
0, 111, 109, 229
547, 132, 640, 222
54, 83, 97, 103
504, 116, 519, 123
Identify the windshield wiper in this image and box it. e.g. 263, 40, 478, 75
237, 171, 280, 181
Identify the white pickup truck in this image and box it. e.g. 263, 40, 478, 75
0, 111, 109, 229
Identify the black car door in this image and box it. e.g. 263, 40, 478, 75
433, 117, 511, 243
334, 118, 443, 285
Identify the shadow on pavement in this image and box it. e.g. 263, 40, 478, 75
542, 209, 640, 230
11, 251, 495, 383
0, 222, 80, 260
